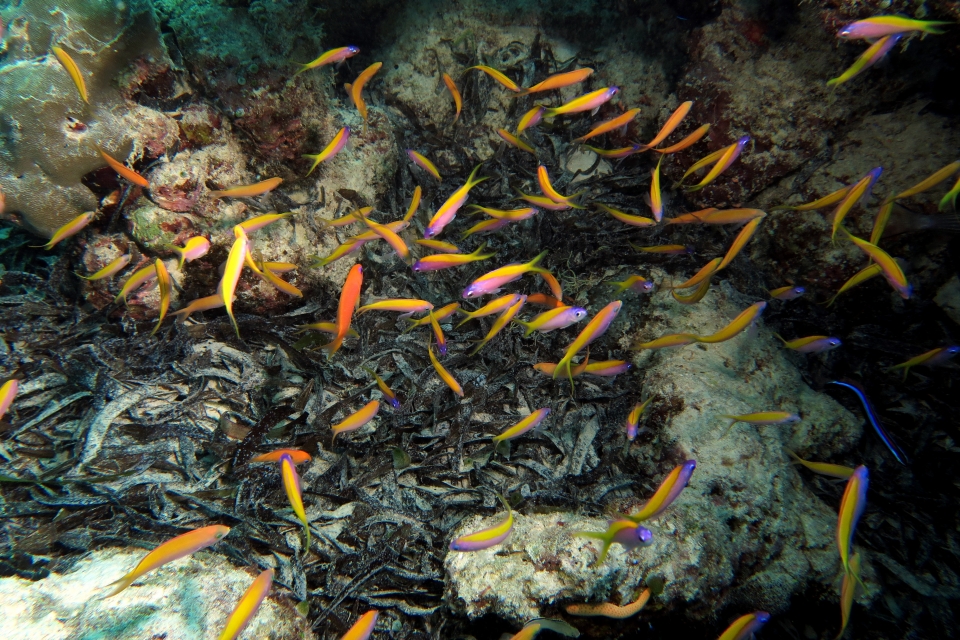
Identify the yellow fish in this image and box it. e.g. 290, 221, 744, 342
217, 568, 274, 640
467, 65, 521, 91
303, 127, 350, 176
52, 45, 88, 103
786, 449, 854, 479
150, 259, 171, 336
280, 452, 311, 549
429, 344, 463, 397
331, 400, 380, 442
292, 46, 359, 76
219, 226, 250, 337
114, 264, 158, 303
696, 301, 766, 344
717, 216, 764, 271
641, 100, 693, 148
34, 211, 95, 250
80, 254, 130, 281
824, 264, 883, 307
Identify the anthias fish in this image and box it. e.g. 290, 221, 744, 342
492, 408, 551, 442
211, 178, 282, 199
450, 494, 514, 550
407, 150, 442, 181
293, 46, 359, 76
218, 568, 274, 640
507, 618, 580, 640
101, 525, 231, 597
718, 611, 771, 640
627, 460, 697, 521
303, 127, 350, 176
575, 519, 653, 565
341, 610, 379, 640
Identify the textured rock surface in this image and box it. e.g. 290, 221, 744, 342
0, 0, 176, 237
0, 547, 309, 640
445, 283, 866, 628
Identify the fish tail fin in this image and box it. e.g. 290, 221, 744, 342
291, 62, 311, 77
526, 250, 549, 271
513, 319, 534, 338
465, 163, 486, 187
773, 332, 787, 345
785, 448, 802, 465
468, 242, 489, 257
718, 416, 738, 437
574, 530, 614, 565
552, 355, 570, 380
226, 305, 241, 339
100, 573, 136, 599
323, 336, 343, 359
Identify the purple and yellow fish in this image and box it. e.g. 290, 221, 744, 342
492, 408, 551, 442
837, 465, 868, 576
450, 494, 514, 551
0, 379, 19, 422
838, 16, 949, 40
413, 245, 494, 272
684, 136, 750, 192
627, 460, 697, 521
363, 367, 401, 409
768, 285, 805, 301
462, 251, 547, 298
429, 344, 463, 397
718, 611, 771, 640
211, 178, 282, 199
80, 253, 131, 281
575, 519, 653, 565
625, 398, 652, 441
514, 306, 587, 337
610, 274, 655, 294
280, 452, 311, 549
553, 301, 622, 387
544, 86, 619, 118
407, 149, 441, 181
293, 46, 359, 76
828, 34, 902, 87
887, 345, 959, 380
171, 237, 210, 269
34, 211, 95, 250
470, 295, 527, 355
425, 164, 488, 238
776, 334, 842, 354
303, 127, 350, 176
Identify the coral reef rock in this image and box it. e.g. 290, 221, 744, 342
445, 283, 863, 629
0, 547, 309, 640
0, 0, 175, 237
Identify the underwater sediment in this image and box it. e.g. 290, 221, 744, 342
1, 0, 959, 638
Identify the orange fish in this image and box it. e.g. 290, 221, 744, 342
348, 62, 383, 123
516, 68, 593, 96
98, 148, 149, 188
102, 525, 230, 597
327, 264, 363, 358
211, 178, 282, 199
443, 73, 462, 122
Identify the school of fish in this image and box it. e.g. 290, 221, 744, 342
2, 13, 958, 640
